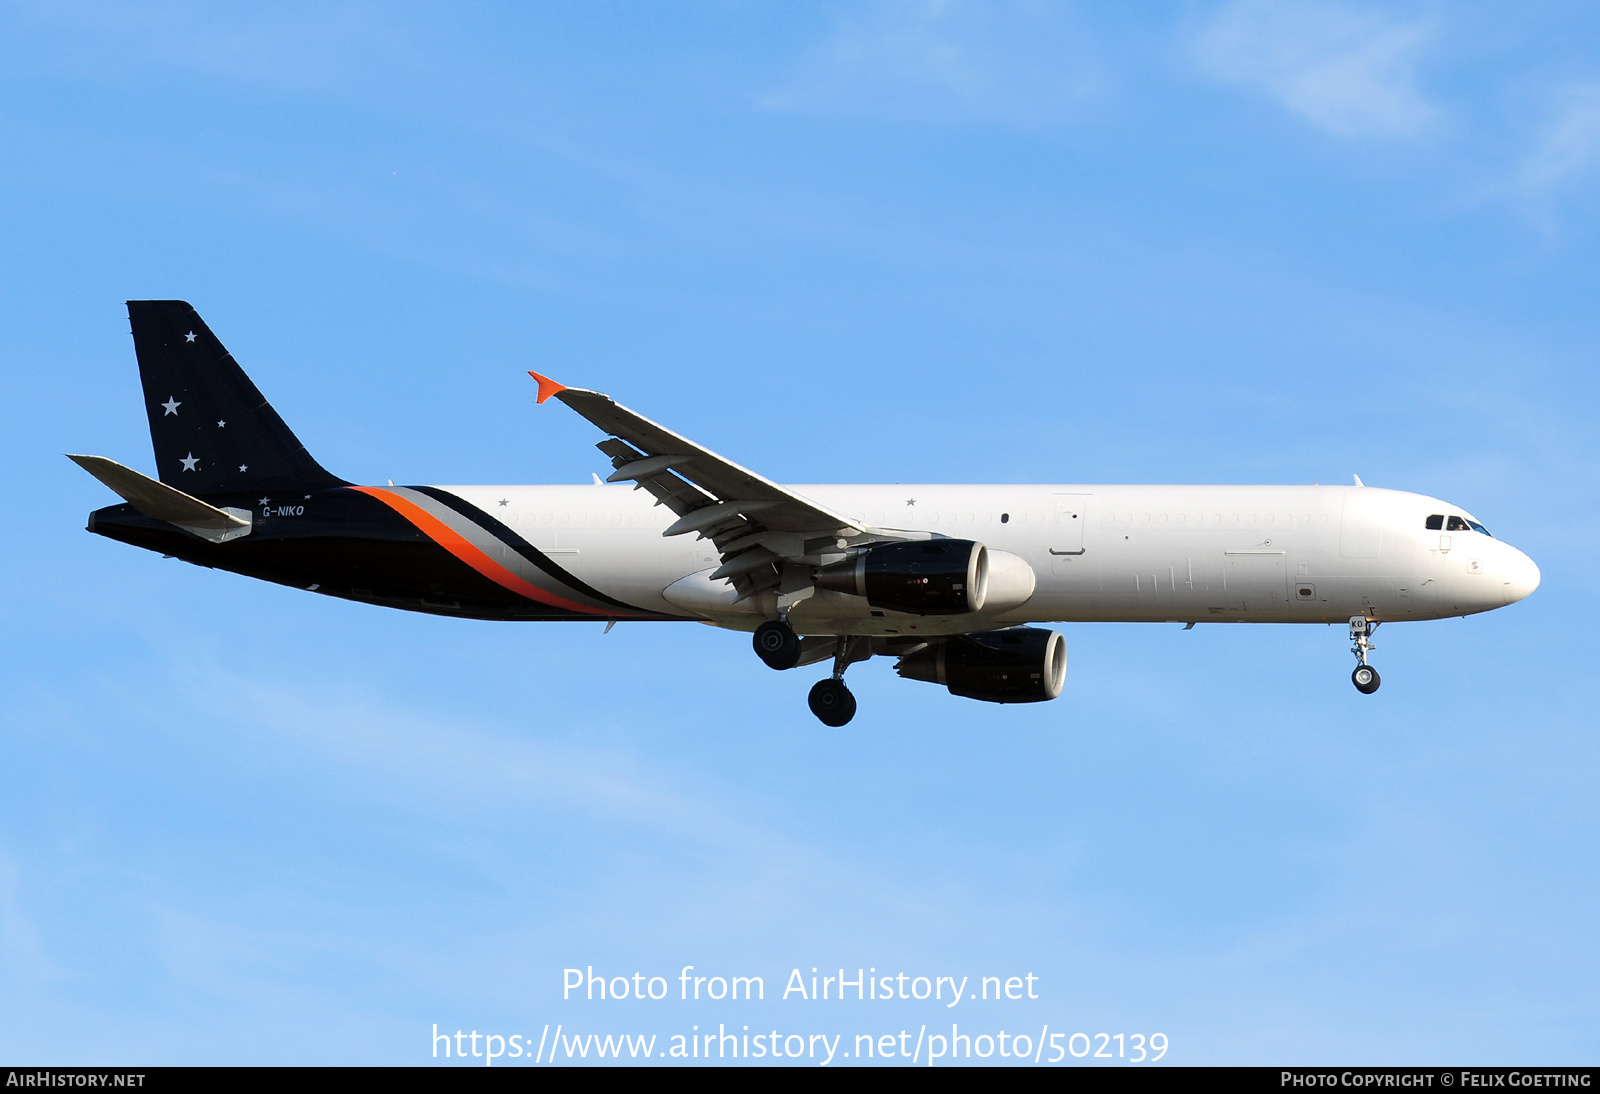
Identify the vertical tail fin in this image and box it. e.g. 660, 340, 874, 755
128, 300, 345, 495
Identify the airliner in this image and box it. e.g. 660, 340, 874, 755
73, 302, 1540, 725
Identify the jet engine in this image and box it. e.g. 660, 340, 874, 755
813, 540, 1036, 617
895, 626, 1066, 703
814, 540, 988, 615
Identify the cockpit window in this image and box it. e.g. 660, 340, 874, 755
1425, 514, 1444, 530
1445, 515, 1493, 537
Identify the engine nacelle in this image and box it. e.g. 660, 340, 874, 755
815, 540, 988, 615
895, 626, 1066, 704
979, 549, 1036, 615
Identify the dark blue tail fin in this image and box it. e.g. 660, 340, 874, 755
128, 300, 345, 496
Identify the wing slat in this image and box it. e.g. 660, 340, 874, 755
535, 377, 906, 607
554, 386, 862, 537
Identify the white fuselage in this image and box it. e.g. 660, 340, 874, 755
442, 482, 1541, 635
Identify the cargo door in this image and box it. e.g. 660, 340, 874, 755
1224, 549, 1289, 611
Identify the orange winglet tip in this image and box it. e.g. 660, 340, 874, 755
528, 371, 568, 404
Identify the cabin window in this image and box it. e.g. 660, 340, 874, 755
1425, 514, 1444, 530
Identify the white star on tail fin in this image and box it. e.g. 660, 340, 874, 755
179, 453, 199, 471
162, 397, 180, 415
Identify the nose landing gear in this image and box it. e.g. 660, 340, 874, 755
1352, 664, 1381, 693
1349, 615, 1381, 694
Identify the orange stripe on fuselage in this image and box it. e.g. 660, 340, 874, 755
352, 486, 612, 616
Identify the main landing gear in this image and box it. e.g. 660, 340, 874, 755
1349, 615, 1381, 694
808, 635, 865, 728
754, 622, 863, 726
753, 619, 800, 670
808, 678, 856, 727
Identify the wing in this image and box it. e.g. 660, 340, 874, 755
530, 372, 904, 603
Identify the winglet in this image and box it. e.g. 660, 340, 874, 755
528, 371, 568, 404
1352, 474, 1365, 487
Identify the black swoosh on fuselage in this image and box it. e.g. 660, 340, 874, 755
413, 486, 651, 616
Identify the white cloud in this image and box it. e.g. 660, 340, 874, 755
0, 843, 54, 984
1511, 83, 1600, 218
1192, 0, 1438, 140
763, 0, 1101, 126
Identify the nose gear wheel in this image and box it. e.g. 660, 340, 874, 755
1348, 616, 1381, 694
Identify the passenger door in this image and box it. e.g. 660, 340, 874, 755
1049, 494, 1090, 576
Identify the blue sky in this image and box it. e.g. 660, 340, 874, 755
2, 1, 1597, 1066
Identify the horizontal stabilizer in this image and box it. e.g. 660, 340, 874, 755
69, 454, 252, 543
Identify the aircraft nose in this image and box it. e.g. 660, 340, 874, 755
1501, 548, 1541, 605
